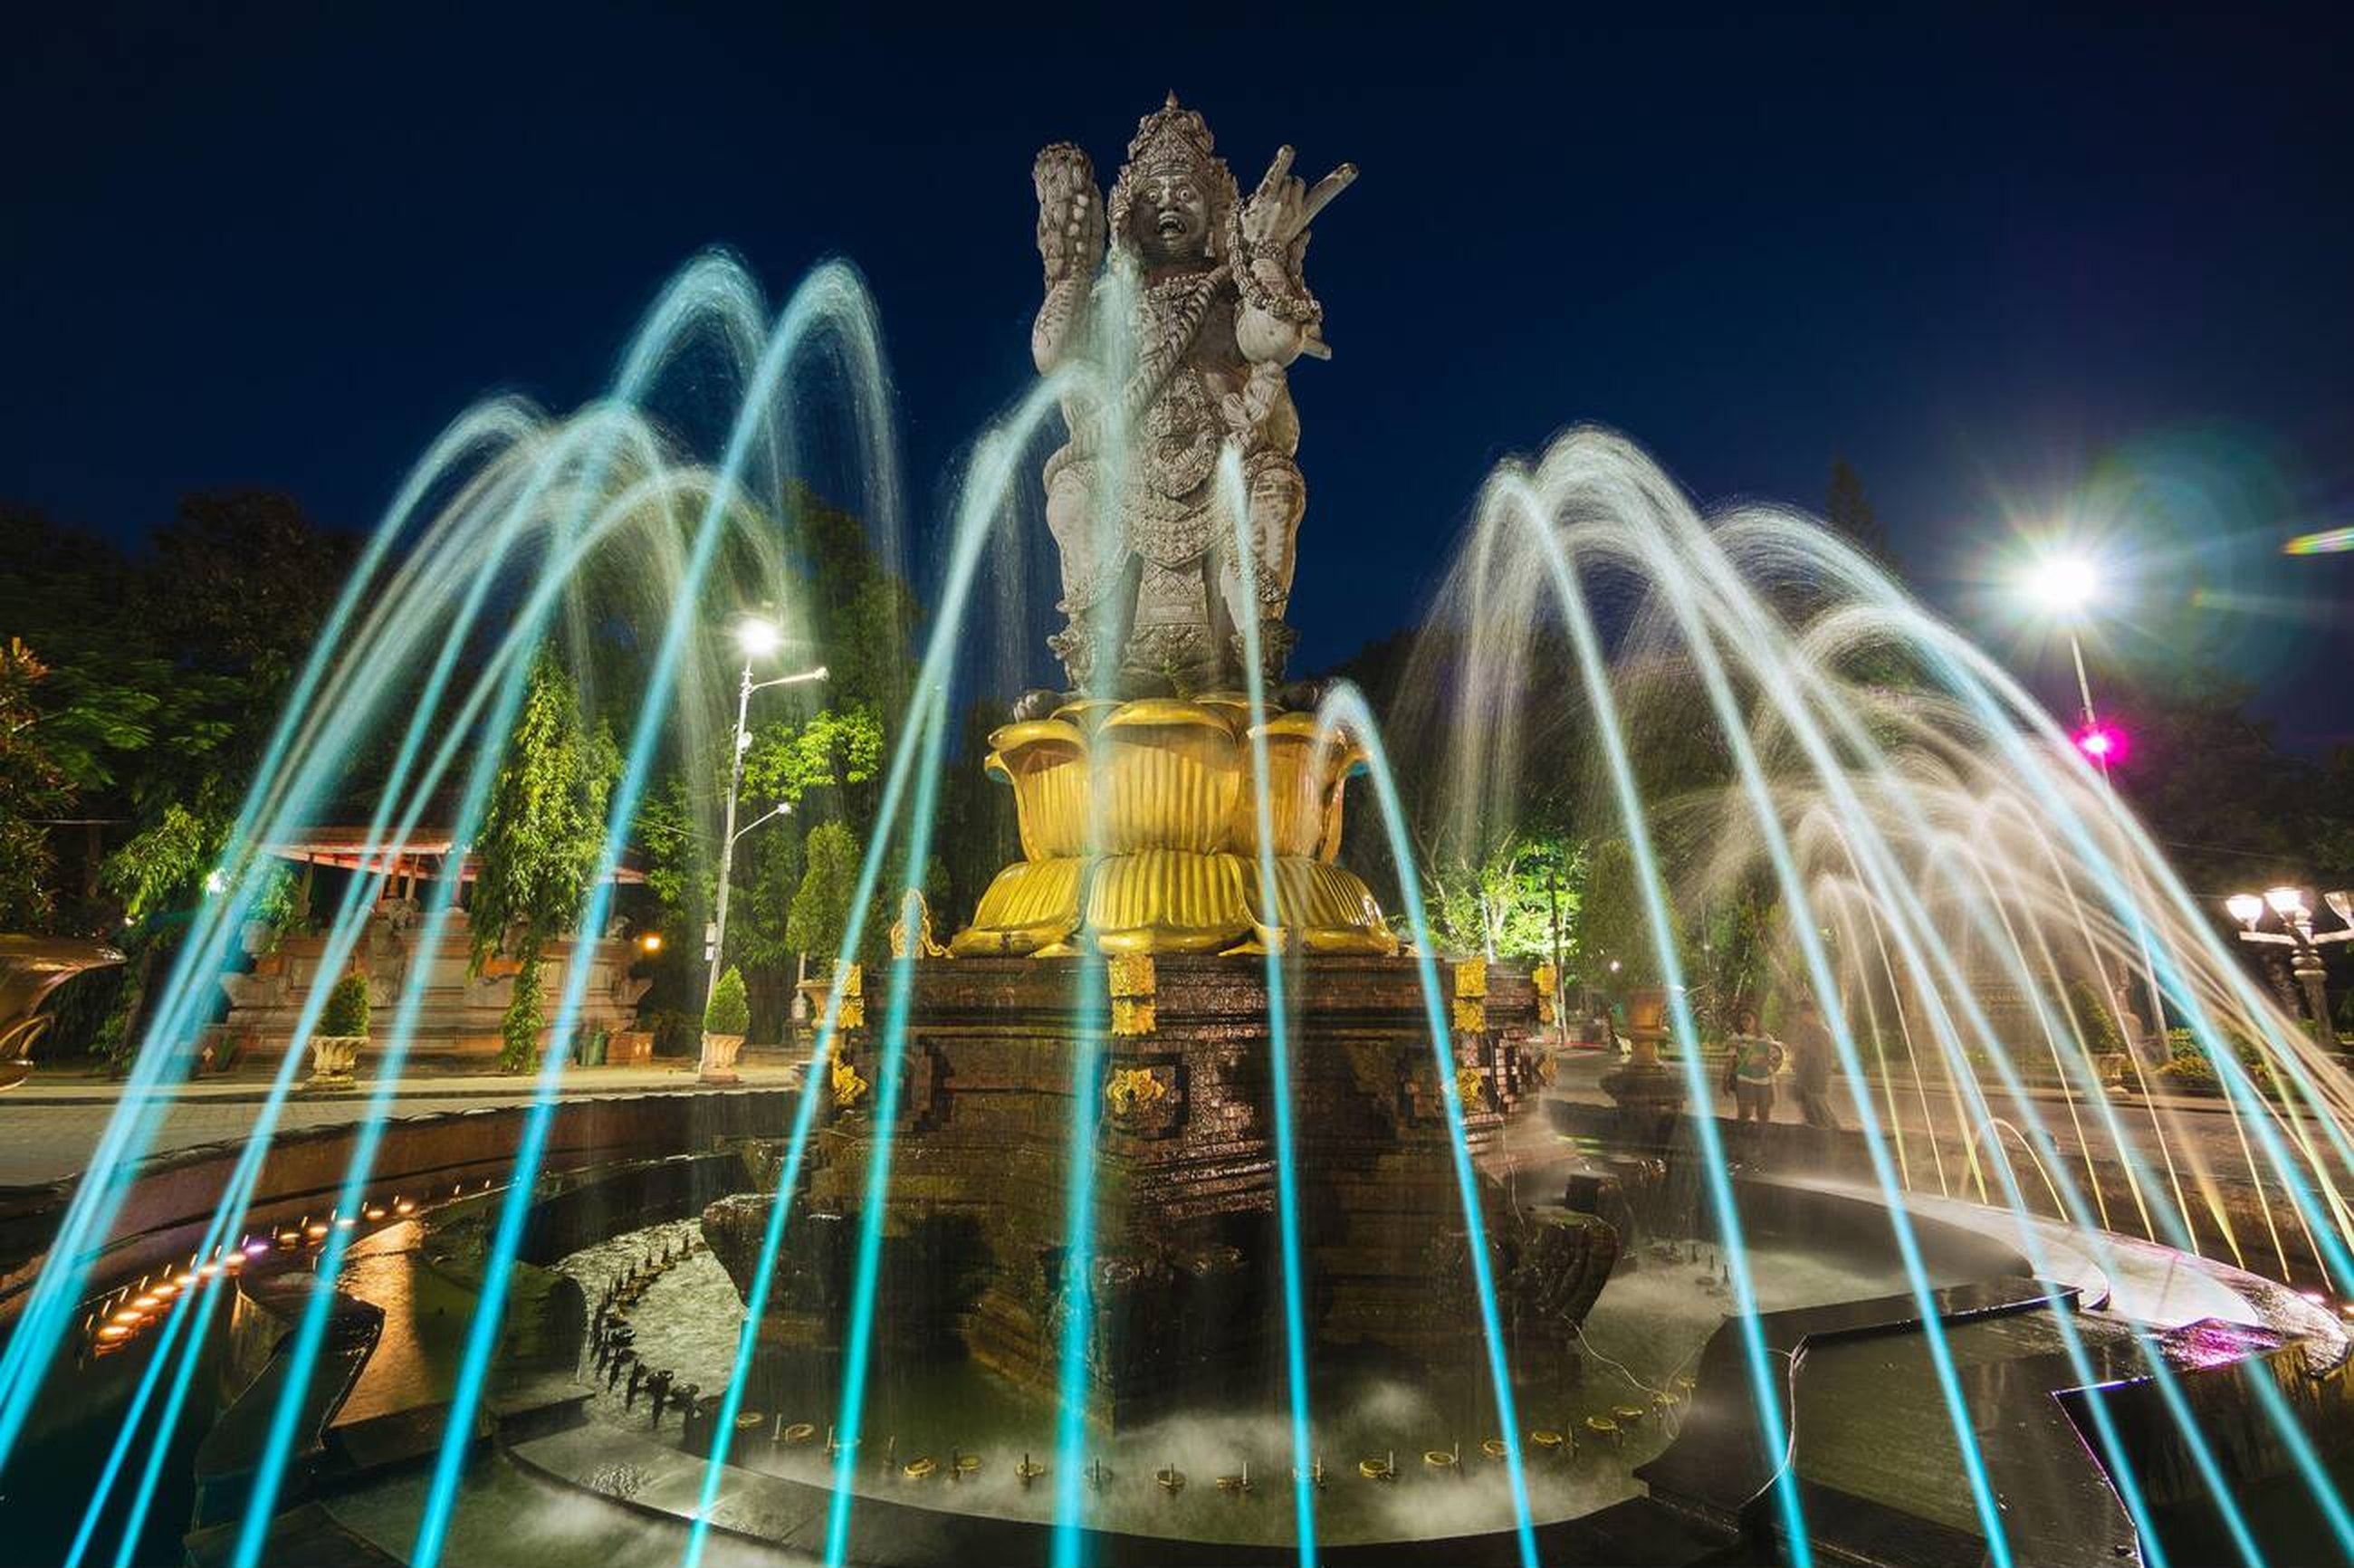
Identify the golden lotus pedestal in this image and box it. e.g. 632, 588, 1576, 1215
949, 695, 1397, 959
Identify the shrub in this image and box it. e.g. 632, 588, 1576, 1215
648, 1009, 701, 1058
320, 972, 371, 1037
2156, 1051, 2216, 1089
705, 966, 751, 1037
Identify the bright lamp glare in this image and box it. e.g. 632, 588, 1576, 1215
2024, 552, 2100, 614
2266, 885, 2307, 918
735, 617, 783, 658
2072, 722, 2125, 764
2225, 893, 2266, 928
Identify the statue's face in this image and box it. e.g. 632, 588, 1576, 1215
1135, 171, 1210, 264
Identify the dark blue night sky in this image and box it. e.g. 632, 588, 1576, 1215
5, 7, 2349, 743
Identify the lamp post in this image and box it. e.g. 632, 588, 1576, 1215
2226, 886, 2352, 1050
2020, 551, 2115, 770
2019, 546, 2164, 1062
701, 616, 826, 1082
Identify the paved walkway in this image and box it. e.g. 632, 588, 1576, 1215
1547, 1047, 2354, 1205
0, 1062, 802, 1187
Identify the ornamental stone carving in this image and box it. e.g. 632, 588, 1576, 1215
1031, 94, 1354, 696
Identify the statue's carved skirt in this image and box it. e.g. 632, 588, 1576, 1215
950, 696, 1396, 957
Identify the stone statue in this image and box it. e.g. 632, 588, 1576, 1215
1031, 94, 1354, 695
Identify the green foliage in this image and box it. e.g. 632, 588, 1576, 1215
470, 653, 618, 970
786, 486, 919, 718
1694, 884, 1776, 1031
0, 639, 72, 930
320, 971, 371, 1037
647, 1009, 702, 1058
499, 959, 543, 1073
2159, 1026, 2283, 1096
2063, 980, 2124, 1054
244, 858, 306, 937
2155, 1047, 2217, 1090
1429, 834, 1581, 962
1574, 837, 1680, 990
102, 802, 222, 923
788, 821, 861, 963
0, 496, 352, 938
728, 812, 805, 974
704, 965, 751, 1037
740, 705, 885, 808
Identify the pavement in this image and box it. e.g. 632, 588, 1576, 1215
1545, 1045, 2354, 1203
0, 1059, 805, 1188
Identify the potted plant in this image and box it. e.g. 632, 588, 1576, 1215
702, 965, 751, 1084
309, 970, 370, 1090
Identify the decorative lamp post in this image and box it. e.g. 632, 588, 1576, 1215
2020, 550, 2110, 775
701, 616, 826, 1082
2020, 544, 2164, 1063
2225, 885, 2352, 1049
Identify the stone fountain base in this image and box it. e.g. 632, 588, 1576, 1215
701, 953, 1617, 1428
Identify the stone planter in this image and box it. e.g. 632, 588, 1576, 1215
307, 1033, 365, 1091
699, 1030, 746, 1085
796, 965, 866, 1031
1623, 986, 1670, 1067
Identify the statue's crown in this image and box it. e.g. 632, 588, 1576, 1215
1126, 91, 1220, 179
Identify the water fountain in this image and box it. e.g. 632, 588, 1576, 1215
5, 94, 2353, 1568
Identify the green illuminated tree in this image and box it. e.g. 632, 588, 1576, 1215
788, 820, 862, 972
0, 639, 72, 930
471, 653, 618, 1071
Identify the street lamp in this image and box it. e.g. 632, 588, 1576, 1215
2017, 547, 2109, 766
2016, 541, 2167, 1063
2226, 884, 2353, 1049
702, 617, 827, 1082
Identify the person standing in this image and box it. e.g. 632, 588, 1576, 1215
1786, 994, 1841, 1131
1723, 1008, 1784, 1159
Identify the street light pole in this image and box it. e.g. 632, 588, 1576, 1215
699, 617, 826, 1082
2021, 546, 2163, 1061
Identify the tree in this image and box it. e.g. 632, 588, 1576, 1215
1825, 459, 1891, 565
788, 821, 862, 971
499, 960, 542, 1073
1429, 834, 1583, 964
0, 640, 72, 931
471, 653, 619, 1070
1574, 837, 1684, 993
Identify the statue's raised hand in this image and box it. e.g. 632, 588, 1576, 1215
1033, 142, 1104, 284
1239, 145, 1355, 255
